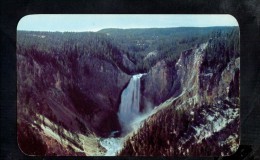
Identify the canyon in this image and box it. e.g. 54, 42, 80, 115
17, 27, 239, 156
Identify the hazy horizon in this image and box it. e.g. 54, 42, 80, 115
17, 14, 239, 32
18, 26, 239, 33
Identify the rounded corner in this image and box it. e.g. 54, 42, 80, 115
223, 143, 241, 157
227, 14, 240, 27
17, 136, 34, 156
17, 14, 37, 32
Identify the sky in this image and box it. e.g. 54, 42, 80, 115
17, 14, 239, 32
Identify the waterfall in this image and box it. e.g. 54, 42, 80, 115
100, 73, 150, 156
118, 73, 144, 133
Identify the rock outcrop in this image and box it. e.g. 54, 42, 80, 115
141, 59, 180, 109
17, 37, 131, 155
120, 41, 240, 156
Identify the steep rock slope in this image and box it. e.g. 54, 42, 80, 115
120, 41, 240, 156
140, 43, 208, 109
141, 59, 180, 109
17, 32, 131, 155
17, 28, 239, 156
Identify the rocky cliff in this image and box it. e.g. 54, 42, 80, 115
120, 40, 240, 156
17, 28, 239, 156
17, 32, 132, 155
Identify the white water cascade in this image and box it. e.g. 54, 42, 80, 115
118, 73, 144, 133
100, 73, 147, 156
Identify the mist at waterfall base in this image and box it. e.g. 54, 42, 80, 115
100, 73, 154, 156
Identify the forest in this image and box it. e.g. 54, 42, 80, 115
17, 26, 239, 156
17, 27, 239, 73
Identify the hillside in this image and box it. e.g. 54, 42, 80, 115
17, 26, 239, 156
120, 39, 240, 156
98, 27, 237, 72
